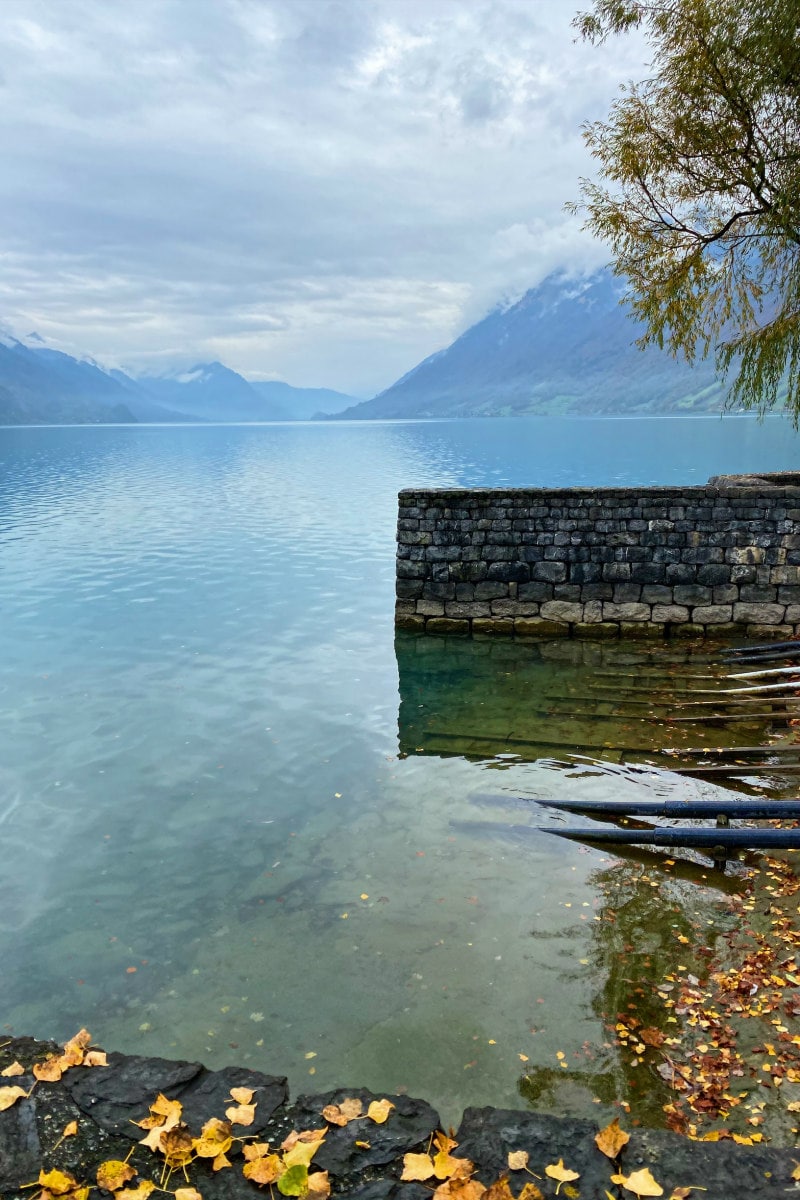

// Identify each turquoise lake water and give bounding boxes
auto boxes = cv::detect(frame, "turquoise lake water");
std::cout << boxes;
[1,414,799,1125]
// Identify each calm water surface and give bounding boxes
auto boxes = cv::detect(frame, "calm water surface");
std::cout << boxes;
[1,415,799,1124]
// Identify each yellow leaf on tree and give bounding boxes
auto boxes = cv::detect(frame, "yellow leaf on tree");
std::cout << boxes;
[225,1102,256,1126]
[193,1118,233,1159]
[229,1086,255,1104]
[610,1168,664,1197]
[367,1099,394,1124]
[0,1085,27,1110]
[545,1160,580,1196]
[243,1155,283,1185]
[174,1189,202,1200]
[307,1171,331,1199]
[33,1058,64,1083]
[39,1170,81,1196]
[283,1137,326,1169]
[401,1153,436,1181]
[322,1097,363,1126]
[1,1061,24,1077]
[595,1118,631,1159]
[508,1151,529,1171]
[96,1160,136,1192]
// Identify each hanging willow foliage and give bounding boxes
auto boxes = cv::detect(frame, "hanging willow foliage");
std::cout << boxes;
[570,0,800,419]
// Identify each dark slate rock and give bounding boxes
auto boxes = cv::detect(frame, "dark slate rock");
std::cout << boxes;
[63,1051,203,1136]
[291,1089,440,1177]
[0,1081,41,1192]
[178,1065,288,1134]
[455,1106,798,1200]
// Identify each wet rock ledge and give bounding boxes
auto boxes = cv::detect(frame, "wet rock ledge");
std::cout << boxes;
[1,1037,799,1200]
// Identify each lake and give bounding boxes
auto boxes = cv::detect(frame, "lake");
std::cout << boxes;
[1,414,799,1127]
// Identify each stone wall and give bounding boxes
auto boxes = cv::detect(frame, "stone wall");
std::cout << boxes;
[395,475,800,638]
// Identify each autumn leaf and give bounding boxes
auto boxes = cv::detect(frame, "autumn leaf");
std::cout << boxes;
[117,1184,156,1200]
[434,1150,473,1181]
[243,1143,272,1161]
[0,1085,27,1110]
[277,1164,309,1196]
[401,1153,436,1181]
[322,1097,363,1126]
[434,1132,459,1155]
[283,1136,326,1169]
[213,1154,232,1172]
[307,1170,331,1199]
[61,1030,91,1067]
[229,1086,255,1104]
[517,1186,544,1200]
[174,1189,202,1200]
[40,1170,81,1196]
[432,1179,486,1200]
[611,1167,664,1197]
[0,1061,24,1077]
[160,1124,195,1169]
[139,1127,167,1154]
[281,1129,328,1151]
[62,1120,79,1138]
[136,1093,182,1131]
[33,1058,64,1082]
[544,1160,580,1195]
[792,1163,800,1183]
[193,1118,233,1159]
[485,1178,515,1200]
[96,1160,137,1192]
[243,1155,283,1185]
[595,1118,631,1159]
[226,1102,256,1126]
[84,1050,108,1067]
[507,1151,529,1171]
[367,1098,394,1124]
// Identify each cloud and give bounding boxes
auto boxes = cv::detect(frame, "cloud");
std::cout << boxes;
[0,0,648,395]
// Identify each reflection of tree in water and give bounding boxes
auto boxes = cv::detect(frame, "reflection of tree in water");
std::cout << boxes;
[518,851,732,1128]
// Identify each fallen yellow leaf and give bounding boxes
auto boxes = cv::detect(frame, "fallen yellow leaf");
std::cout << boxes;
[229,1086,255,1104]
[62,1120,79,1139]
[39,1170,81,1196]
[507,1151,529,1170]
[0,1061,24,1077]
[367,1099,394,1124]
[544,1160,580,1196]
[174,1190,202,1200]
[160,1125,194,1168]
[193,1118,233,1159]
[33,1058,64,1083]
[225,1102,256,1127]
[517,1186,544,1200]
[84,1050,108,1067]
[322,1097,363,1126]
[595,1118,631,1159]
[307,1171,331,1199]
[401,1153,435,1181]
[0,1085,27,1111]
[283,1137,326,1169]
[610,1167,664,1197]
[243,1154,282,1185]
[96,1160,136,1192]
[117,1182,156,1200]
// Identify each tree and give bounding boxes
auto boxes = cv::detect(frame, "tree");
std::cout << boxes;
[571,0,800,419]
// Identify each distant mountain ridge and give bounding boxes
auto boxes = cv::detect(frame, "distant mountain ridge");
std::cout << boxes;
[0,333,359,427]
[335,270,730,420]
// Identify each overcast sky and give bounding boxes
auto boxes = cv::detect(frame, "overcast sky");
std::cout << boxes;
[0,0,649,396]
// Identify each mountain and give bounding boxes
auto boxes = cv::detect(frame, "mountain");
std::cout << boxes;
[335,270,729,419]
[249,380,359,420]
[136,362,289,422]
[0,335,137,425]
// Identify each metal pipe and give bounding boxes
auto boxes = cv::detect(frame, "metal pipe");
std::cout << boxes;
[538,825,800,848]
[538,798,800,818]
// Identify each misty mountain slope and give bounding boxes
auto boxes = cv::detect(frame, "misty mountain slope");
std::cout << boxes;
[138,362,289,421]
[337,271,728,419]
[0,337,136,424]
[249,380,359,419]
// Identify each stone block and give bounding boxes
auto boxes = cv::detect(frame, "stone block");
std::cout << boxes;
[471,618,514,636]
[726,546,765,564]
[491,600,540,616]
[612,583,642,603]
[712,585,738,603]
[486,561,530,583]
[697,564,731,585]
[532,561,567,583]
[513,618,570,638]
[398,530,432,545]
[730,564,756,583]
[784,605,800,623]
[449,561,488,583]
[422,581,456,600]
[583,600,604,623]
[692,605,733,624]
[553,584,583,601]
[475,581,509,600]
[666,563,696,584]
[745,623,795,639]
[733,602,787,624]
[395,613,426,631]
[445,602,491,618]
[652,604,689,623]
[771,565,800,584]
[396,579,424,599]
[673,584,712,606]
[602,602,650,621]
[540,600,584,623]
[671,623,707,639]
[518,581,554,602]
[738,585,778,603]
[416,599,445,617]
[426,617,470,635]
[629,562,665,584]
[482,545,516,562]
[641,584,674,604]
[602,562,631,581]
[568,562,602,584]
[573,622,619,639]
[619,622,665,639]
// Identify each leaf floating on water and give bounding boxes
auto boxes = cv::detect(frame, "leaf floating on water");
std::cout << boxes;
[0,1085,27,1110]
[96,1160,136,1192]
[507,1151,529,1171]
[610,1168,664,1197]
[595,1118,630,1159]
[544,1160,580,1195]
[0,1061,24,1077]
[367,1099,394,1124]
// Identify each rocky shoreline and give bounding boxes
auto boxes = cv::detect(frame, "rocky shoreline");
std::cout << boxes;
[2,1038,799,1200]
